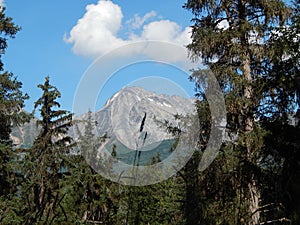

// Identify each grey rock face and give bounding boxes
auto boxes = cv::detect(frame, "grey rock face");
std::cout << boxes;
[92,86,196,149]
[12,86,196,149]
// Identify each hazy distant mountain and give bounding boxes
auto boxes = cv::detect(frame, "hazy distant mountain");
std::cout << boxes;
[11,87,196,154]
[11,116,39,149]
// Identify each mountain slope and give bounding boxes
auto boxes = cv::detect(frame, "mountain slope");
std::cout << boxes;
[12,87,196,155]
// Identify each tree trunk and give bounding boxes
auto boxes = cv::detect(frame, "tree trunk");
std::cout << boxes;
[184,152,202,225]
[248,180,260,225]
[243,53,260,225]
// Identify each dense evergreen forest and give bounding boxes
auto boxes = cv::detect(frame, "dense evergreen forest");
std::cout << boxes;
[0,0,299,224]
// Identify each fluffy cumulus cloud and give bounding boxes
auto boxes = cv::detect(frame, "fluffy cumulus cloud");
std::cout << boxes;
[140,20,191,44]
[0,0,5,7]
[64,0,192,63]
[64,1,126,56]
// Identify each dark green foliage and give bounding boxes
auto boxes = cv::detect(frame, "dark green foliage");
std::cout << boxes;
[0,7,30,224]
[261,118,300,225]
[184,0,297,224]
[124,177,184,225]
[0,73,29,145]
[0,7,28,169]
[62,110,120,224]
[20,77,75,224]
[0,7,21,71]
[260,2,300,223]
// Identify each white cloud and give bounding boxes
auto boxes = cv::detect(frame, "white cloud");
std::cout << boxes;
[126,10,157,30]
[64,0,192,64]
[0,0,5,7]
[140,20,190,44]
[64,0,126,57]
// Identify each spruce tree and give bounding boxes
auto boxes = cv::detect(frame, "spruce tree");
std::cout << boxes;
[0,8,30,224]
[184,0,291,224]
[0,6,28,197]
[0,7,21,71]
[21,76,74,224]
[0,73,29,196]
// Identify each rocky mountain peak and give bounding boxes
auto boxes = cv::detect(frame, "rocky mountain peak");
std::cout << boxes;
[93,86,196,150]
[12,86,196,150]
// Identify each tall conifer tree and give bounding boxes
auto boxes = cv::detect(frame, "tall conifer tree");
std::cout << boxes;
[0,6,29,199]
[22,76,74,224]
[184,0,291,224]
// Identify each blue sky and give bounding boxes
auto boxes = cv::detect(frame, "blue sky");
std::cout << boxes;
[3,0,198,115]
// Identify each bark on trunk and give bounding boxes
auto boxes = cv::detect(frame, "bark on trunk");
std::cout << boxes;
[249,180,261,225]
[243,54,260,225]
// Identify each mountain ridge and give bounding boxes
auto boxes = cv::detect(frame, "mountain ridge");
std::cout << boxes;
[11,86,196,150]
